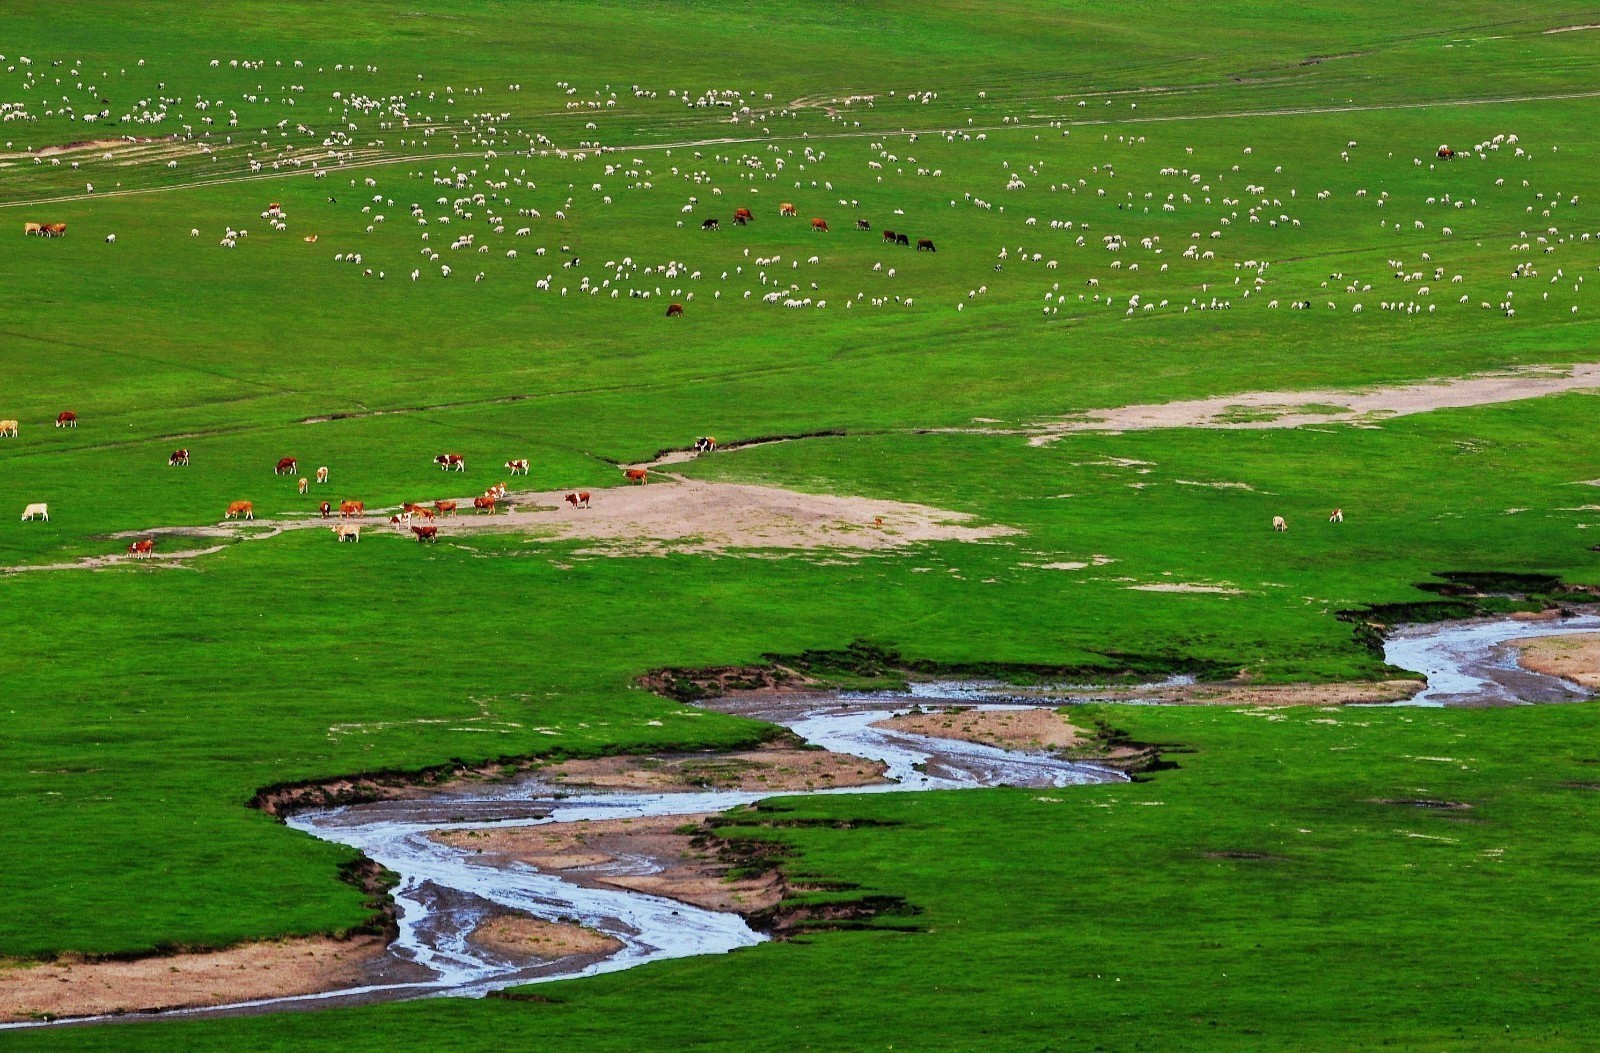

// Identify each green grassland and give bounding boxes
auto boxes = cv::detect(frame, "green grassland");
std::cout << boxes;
[3,0,1600,1048]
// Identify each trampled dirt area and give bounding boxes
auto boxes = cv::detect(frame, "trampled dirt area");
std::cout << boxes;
[0,935,385,1023]
[1511,633,1600,688]
[874,708,1085,751]
[1027,363,1600,441]
[468,915,623,961]
[437,814,785,913]
[537,747,889,793]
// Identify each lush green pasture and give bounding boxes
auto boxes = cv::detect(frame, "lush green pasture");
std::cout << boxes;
[3,1,1600,1049]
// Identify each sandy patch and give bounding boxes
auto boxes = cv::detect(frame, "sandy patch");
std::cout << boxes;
[468,915,622,961]
[438,814,783,913]
[874,708,1084,751]
[1545,23,1600,33]
[0,935,385,1023]
[1175,680,1422,706]
[1028,364,1600,442]
[537,747,888,793]
[1127,582,1245,594]
[1511,633,1600,688]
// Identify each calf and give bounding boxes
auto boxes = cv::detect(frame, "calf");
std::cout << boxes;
[275,456,297,475]
[504,458,530,476]
[565,491,591,508]
[412,524,439,543]
[340,500,364,518]
[473,495,497,514]
[20,502,48,521]
[624,468,649,484]
[168,448,189,466]
[434,453,465,472]
[55,411,77,428]
[225,501,253,520]
[127,539,155,558]
[332,524,361,543]
[435,500,458,516]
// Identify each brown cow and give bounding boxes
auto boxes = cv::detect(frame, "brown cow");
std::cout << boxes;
[42,223,66,237]
[882,229,897,243]
[733,207,753,225]
[564,491,591,508]
[402,502,430,517]
[473,496,497,514]
[225,501,253,520]
[320,501,332,519]
[434,453,465,471]
[779,203,797,217]
[55,411,77,428]
[127,539,155,558]
[412,524,439,543]
[339,500,364,518]
[168,448,189,466]
[666,302,684,317]
[275,456,297,475]
[484,482,508,501]
[811,218,829,232]
[435,500,458,516]
[917,238,936,252]
[624,468,649,484]
[504,458,530,476]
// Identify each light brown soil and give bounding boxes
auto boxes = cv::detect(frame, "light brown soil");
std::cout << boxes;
[537,747,889,792]
[874,708,1085,751]
[1028,364,1600,442]
[1163,679,1422,706]
[468,915,623,961]
[438,814,784,913]
[1511,633,1600,688]
[1126,582,1246,594]
[0,935,385,1023]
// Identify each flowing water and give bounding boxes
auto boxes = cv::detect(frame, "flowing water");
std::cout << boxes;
[13,613,1596,1029]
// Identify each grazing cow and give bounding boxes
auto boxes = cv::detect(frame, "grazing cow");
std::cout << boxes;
[505,458,530,476]
[23,222,42,236]
[128,539,155,558]
[473,495,497,514]
[0,421,18,438]
[624,468,649,484]
[1437,145,1455,159]
[55,411,77,428]
[42,223,66,237]
[917,238,936,252]
[339,500,364,518]
[168,448,189,466]
[434,453,465,472]
[701,218,720,231]
[565,491,591,508]
[436,500,458,516]
[1329,508,1344,524]
[882,229,897,243]
[484,482,508,500]
[779,203,797,217]
[389,513,410,527]
[694,436,717,455]
[319,501,332,519]
[275,456,297,475]
[893,233,910,246]
[225,501,253,520]
[21,503,48,521]
[298,477,309,494]
[857,219,871,231]
[1272,515,1288,532]
[666,302,684,317]
[332,524,361,543]
[410,505,435,520]
[734,207,753,225]
[402,502,429,516]
[315,465,329,484]
[811,218,829,232]
[412,524,439,543]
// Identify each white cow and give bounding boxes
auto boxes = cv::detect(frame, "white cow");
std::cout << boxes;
[21,503,48,521]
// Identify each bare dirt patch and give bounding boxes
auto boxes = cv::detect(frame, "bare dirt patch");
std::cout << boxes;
[874,708,1085,751]
[1545,23,1600,33]
[537,746,889,793]
[0,935,385,1023]
[438,814,784,913]
[1511,633,1600,688]
[1028,364,1600,441]
[468,915,622,961]
[1175,679,1422,706]
[1127,582,1245,595]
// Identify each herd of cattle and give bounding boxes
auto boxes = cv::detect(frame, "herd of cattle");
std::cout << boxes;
[22,222,68,237]
[9,412,700,558]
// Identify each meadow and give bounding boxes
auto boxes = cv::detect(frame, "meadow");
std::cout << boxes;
[2,1,1600,1048]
